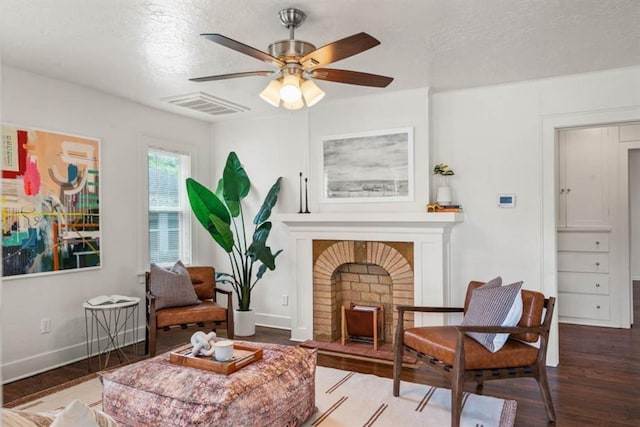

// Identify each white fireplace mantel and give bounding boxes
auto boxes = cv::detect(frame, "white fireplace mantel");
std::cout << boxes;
[276,212,463,229]
[275,212,464,342]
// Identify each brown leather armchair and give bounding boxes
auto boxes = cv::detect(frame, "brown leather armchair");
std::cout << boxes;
[393,281,556,427]
[145,266,234,356]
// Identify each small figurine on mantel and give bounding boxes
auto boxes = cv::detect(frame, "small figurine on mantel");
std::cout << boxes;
[297,171,311,214]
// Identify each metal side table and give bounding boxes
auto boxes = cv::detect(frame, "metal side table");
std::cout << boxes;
[83,297,140,371]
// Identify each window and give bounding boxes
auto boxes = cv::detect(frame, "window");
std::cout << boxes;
[148,148,191,265]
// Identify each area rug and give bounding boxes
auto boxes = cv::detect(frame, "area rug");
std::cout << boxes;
[5,367,516,426]
[309,367,516,427]
[4,374,103,412]
[300,340,420,367]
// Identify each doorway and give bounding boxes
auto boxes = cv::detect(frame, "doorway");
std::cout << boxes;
[624,146,640,325]
[542,109,640,366]
[555,125,631,329]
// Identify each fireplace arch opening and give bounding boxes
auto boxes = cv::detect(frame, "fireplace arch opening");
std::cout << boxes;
[312,240,415,343]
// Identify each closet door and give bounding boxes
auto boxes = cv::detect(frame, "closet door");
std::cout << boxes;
[558,128,610,228]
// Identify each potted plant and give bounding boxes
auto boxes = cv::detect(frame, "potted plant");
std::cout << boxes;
[433,163,454,205]
[186,152,282,336]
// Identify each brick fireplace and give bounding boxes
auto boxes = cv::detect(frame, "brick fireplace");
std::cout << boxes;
[312,240,414,343]
[277,212,463,342]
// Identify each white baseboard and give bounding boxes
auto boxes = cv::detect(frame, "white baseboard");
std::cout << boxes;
[255,312,291,331]
[2,326,146,384]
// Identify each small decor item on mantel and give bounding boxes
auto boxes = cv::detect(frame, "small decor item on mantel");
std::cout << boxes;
[433,163,455,205]
[427,203,462,213]
[186,152,283,337]
[297,171,311,214]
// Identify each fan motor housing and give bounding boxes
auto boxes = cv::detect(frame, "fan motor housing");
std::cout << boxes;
[268,40,316,62]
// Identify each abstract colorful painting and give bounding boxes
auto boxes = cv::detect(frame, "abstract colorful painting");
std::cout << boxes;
[2,125,100,277]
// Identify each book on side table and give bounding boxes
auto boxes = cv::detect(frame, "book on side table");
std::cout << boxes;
[87,295,138,306]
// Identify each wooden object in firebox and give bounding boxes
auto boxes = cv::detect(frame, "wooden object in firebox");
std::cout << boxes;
[341,304,384,350]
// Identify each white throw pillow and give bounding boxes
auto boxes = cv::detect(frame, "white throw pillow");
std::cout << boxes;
[51,400,97,427]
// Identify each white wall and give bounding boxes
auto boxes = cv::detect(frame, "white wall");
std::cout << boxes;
[209,88,429,329]
[308,88,431,213]
[4,63,640,378]
[1,66,214,382]
[433,66,640,364]
[433,83,543,296]
[434,67,640,296]
[212,71,640,366]
[210,111,310,329]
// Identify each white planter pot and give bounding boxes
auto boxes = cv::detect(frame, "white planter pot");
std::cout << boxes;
[436,186,452,205]
[234,309,256,337]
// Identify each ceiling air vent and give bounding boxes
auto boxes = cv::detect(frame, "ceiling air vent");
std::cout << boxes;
[163,92,250,116]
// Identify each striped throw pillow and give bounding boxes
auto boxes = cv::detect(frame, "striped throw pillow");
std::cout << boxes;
[461,281,523,352]
[481,276,503,289]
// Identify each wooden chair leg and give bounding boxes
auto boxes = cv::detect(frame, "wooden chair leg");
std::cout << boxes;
[146,310,157,357]
[392,310,405,397]
[144,322,149,355]
[451,331,466,427]
[392,340,403,397]
[450,367,464,427]
[536,364,556,421]
[225,298,234,339]
[149,328,157,357]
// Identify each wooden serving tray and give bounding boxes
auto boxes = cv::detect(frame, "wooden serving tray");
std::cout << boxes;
[169,342,263,375]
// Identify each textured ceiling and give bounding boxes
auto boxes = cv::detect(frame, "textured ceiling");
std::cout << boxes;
[1,0,639,122]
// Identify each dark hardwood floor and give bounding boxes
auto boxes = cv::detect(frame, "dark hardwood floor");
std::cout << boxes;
[3,283,639,426]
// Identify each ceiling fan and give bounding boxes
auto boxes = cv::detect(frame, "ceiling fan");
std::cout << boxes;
[190,8,394,110]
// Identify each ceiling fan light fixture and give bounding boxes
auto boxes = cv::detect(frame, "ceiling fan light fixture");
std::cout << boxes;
[301,79,325,107]
[280,74,302,103]
[192,9,394,111]
[282,98,304,110]
[260,79,282,107]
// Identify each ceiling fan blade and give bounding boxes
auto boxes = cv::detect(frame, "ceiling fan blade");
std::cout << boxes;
[190,71,276,82]
[201,33,284,67]
[300,32,380,68]
[310,68,393,88]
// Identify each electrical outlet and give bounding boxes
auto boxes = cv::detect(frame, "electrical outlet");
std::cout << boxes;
[40,318,51,334]
[281,294,289,306]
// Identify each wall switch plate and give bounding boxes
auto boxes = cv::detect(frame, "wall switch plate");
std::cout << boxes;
[40,318,51,334]
[281,295,289,306]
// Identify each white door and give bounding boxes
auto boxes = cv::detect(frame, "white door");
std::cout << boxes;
[558,128,610,228]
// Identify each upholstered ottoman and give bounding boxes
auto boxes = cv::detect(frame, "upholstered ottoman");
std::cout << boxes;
[99,342,316,427]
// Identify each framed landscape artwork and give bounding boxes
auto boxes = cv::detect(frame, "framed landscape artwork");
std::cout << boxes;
[321,127,414,202]
[1,124,101,278]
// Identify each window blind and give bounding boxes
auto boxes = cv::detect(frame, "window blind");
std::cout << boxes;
[148,148,191,265]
